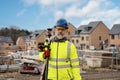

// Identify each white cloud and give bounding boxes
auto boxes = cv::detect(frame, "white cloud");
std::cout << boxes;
[17,9,26,17]
[78,18,98,26]
[105,9,120,19]
[22,0,37,6]
[65,0,106,18]
[82,0,101,14]
[22,0,77,6]
[38,0,54,6]
[65,6,81,18]
[55,11,64,20]
[113,19,120,24]
[63,0,120,28]
[21,0,120,29]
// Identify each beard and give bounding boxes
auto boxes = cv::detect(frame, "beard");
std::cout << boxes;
[56,34,65,39]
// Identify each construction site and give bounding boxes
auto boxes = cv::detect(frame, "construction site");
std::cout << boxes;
[0,47,120,80]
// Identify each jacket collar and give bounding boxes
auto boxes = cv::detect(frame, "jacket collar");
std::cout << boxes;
[52,37,67,42]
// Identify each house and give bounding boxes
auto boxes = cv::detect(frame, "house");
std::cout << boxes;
[0,36,13,52]
[71,21,110,50]
[109,24,120,47]
[27,23,76,50]
[16,36,30,51]
[67,23,77,40]
[28,30,46,50]
[16,22,76,51]
[16,30,47,51]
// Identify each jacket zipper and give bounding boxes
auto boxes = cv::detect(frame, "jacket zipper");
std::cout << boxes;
[56,42,59,80]
[67,69,72,79]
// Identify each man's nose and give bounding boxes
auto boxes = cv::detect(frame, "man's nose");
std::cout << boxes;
[58,29,63,32]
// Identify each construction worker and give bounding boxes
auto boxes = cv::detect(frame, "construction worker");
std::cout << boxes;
[39,18,82,80]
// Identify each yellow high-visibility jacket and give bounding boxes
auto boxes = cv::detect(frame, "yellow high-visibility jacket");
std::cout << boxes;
[39,40,82,80]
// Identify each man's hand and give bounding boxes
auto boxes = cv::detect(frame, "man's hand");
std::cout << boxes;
[43,50,50,59]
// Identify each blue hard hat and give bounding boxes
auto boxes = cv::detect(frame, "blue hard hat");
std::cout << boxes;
[54,18,68,29]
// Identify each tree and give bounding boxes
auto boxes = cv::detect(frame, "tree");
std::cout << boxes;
[0,26,31,44]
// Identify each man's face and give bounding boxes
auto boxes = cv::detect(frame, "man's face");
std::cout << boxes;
[55,26,67,39]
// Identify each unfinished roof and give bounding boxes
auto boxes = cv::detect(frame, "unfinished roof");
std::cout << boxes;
[109,24,120,35]
[74,21,101,35]
[29,30,45,40]
[21,36,30,42]
[0,36,13,43]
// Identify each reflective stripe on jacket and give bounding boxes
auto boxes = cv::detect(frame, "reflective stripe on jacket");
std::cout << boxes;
[39,40,82,80]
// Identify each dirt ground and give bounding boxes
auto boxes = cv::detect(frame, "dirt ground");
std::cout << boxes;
[1,71,120,80]
[0,72,40,80]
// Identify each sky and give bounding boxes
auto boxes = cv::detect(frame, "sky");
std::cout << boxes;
[0,0,120,31]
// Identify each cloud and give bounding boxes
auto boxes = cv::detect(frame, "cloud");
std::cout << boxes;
[54,0,82,19]
[39,0,77,6]
[22,0,76,6]
[20,0,120,29]
[113,19,120,24]
[21,0,78,18]
[37,0,54,6]
[16,9,26,17]
[65,0,107,18]
[80,18,98,25]
[22,0,37,6]
[55,11,64,20]
[108,19,120,28]
[63,0,120,28]
[77,18,98,28]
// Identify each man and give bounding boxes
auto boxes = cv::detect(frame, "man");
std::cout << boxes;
[39,18,82,80]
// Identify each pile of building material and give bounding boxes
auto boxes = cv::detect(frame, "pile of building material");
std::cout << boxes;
[79,50,119,68]
[0,51,7,56]
[0,51,22,72]
[0,56,9,65]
